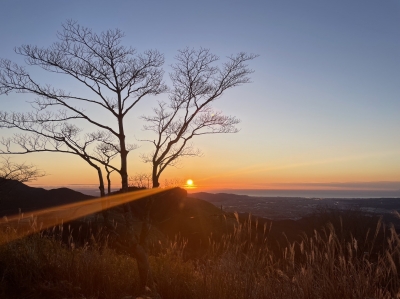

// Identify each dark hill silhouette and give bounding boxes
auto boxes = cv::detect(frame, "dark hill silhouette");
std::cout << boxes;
[103,188,227,250]
[0,179,94,216]
[149,193,226,249]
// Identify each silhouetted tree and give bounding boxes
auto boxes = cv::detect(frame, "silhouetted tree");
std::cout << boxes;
[141,48,256,187]
[0,156,45,183]
[94,142,120,194]
[0,20,166,191]
[0,157,45,196]
[0,119,130,225]
[129,172,152,189]
[0,118,126,197]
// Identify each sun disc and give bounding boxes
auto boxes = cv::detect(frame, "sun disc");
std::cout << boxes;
[186,179,193,186]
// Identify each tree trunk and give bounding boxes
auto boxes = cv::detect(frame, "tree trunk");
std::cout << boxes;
[117,115,129,192]
[106,170,111,195]
[94,165,111,226]
[120,148,129,191]
[97,167,106,197]
[152,165,160,188]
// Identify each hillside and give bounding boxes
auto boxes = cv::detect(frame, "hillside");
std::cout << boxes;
[0,179,94,216]
[105,189,228,250]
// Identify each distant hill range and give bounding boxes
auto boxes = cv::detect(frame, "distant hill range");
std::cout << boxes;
[0,179,94,216]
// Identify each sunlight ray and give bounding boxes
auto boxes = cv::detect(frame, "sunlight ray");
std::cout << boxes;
[0,187,173,245]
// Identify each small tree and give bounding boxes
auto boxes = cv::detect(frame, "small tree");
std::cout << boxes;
[94,142,120,194]
[0,118,126,225]
[0,115,126,197]
[0,157,45,197]
[129,172,152,189]
[0,156,45,183]
[141,48,257,187]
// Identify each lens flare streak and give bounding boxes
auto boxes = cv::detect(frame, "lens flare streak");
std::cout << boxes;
[0,187,172,245]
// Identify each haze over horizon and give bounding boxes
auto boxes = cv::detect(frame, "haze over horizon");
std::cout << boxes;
[1,0,399,192]
[28,181,400,199]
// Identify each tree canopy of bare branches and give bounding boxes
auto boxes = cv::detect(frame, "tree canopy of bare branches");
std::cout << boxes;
[0,111,127,197]
[141,48,257,187]
[129,173,152,189]
[0,157,45,183]
[0,156,45,196]
[0,20,166,190]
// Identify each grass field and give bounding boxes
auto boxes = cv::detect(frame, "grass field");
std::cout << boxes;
[0,208,399,299]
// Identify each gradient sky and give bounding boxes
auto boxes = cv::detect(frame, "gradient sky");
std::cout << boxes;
[0,0,399,191]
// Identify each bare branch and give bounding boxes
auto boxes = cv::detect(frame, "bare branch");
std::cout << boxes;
[0,156,45,183]
[140,48,256,187]
[129,173,152,189]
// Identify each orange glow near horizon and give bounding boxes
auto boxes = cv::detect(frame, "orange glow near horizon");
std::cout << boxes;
[22,147,400,192]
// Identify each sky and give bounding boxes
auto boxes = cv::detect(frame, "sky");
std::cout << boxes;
[0,0,399,193]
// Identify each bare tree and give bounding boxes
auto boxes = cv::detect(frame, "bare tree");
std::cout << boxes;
[0,20,166,191]
[94,142,120,194]
[141,48,257,187]
[0,113,131,225]
[129,172,152,189]
[0,156,45,183]
[0,111,126,197]
[0,156,45,198]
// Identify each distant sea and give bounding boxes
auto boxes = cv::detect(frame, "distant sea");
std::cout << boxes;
[30,184,400,199]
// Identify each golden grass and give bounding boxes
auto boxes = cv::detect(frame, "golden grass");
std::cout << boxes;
[0,213,399,299]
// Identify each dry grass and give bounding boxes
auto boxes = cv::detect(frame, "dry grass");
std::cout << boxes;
[0,212,399,299]
[0,230,139,298]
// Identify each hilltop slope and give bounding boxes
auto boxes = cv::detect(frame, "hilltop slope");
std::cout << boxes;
[0,179,94,216]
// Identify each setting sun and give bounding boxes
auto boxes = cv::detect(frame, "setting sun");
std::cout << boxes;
[186,179,194,186]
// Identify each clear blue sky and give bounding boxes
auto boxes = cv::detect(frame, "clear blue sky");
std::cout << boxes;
[0,0,399,190]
